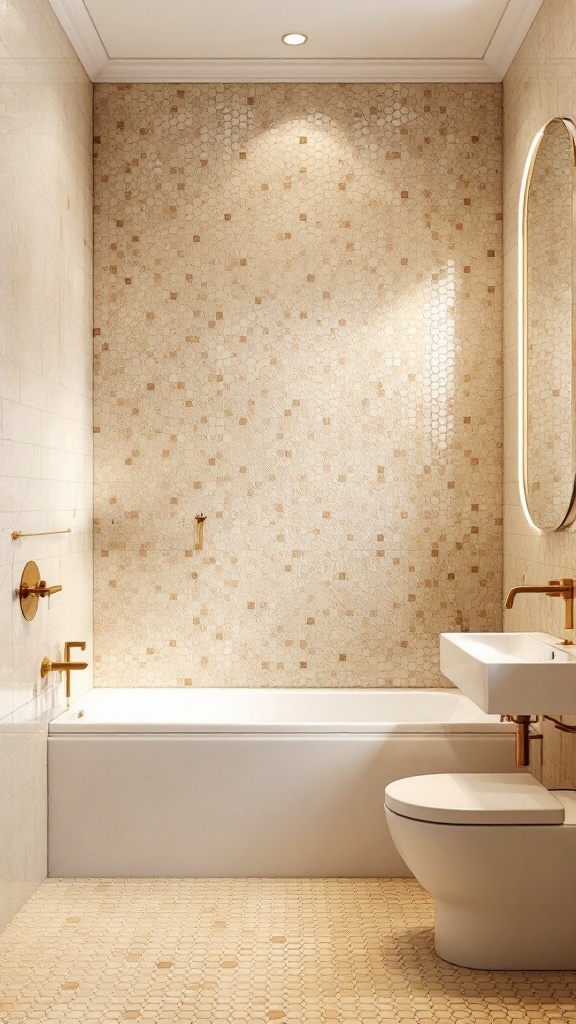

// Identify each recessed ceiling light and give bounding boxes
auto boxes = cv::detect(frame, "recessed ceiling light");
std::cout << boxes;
[282,33,308,46]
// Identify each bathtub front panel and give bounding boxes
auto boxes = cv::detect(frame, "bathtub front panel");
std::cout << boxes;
[48,732,520,877]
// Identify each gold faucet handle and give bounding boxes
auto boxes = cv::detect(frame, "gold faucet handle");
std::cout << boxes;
[38,582,62,597]
[20,581,62,598]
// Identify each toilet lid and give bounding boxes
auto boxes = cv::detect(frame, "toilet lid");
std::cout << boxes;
[384,773,565,824]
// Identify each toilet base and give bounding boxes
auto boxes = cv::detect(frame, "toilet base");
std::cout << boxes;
[434,901,576,971]
[385,790,576,972]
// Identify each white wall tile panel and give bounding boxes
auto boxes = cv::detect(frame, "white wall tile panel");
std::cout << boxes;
[0,0,93,931]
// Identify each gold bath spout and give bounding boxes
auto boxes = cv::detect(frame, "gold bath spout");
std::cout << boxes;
[42,659,88,674]
[41,640,88,706]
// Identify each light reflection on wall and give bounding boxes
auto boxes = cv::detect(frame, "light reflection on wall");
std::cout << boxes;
[424,261,456,452]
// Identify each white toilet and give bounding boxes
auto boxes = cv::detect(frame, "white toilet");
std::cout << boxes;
[384,773,576,970]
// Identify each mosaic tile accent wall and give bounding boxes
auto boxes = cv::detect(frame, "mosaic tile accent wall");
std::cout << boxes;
[94,83,503,689]
[504,0,576,786]
[0,0,93,928]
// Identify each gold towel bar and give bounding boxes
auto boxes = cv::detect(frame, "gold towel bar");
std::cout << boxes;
[12,528,72,540]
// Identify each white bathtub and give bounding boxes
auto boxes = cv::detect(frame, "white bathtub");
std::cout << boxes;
[48,687,520,878]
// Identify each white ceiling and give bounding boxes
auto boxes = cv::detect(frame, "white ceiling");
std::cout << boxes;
[48,0,544,83]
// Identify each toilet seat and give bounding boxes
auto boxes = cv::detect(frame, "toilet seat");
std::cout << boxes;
[384,772,565,825]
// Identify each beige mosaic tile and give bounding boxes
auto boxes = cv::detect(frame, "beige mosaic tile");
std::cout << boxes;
[93,83,503,689]
[1,877,576,1023]
[503,0,576,787]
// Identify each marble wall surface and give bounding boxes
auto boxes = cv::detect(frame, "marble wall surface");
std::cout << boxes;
[94,83,503,689]
[504,0,576,786]
[0,0,93,928]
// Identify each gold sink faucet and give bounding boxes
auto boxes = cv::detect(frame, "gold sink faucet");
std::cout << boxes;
[41,641,88,706]
[505,578,574,631]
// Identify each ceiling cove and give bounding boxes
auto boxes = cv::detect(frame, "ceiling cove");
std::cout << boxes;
[48,0,543,84]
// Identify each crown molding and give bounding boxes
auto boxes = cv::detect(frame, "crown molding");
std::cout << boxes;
[47,0,109,79]
[483,0,544,79]
[95,57,503,84]
[47,0,546,84]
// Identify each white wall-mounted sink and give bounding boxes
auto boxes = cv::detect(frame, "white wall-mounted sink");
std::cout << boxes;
[440,632,576,715]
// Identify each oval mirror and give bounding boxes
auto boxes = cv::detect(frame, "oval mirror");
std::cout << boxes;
[519,116,576,531]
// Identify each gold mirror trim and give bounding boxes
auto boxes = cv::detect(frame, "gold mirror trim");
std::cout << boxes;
[518,116,576,532]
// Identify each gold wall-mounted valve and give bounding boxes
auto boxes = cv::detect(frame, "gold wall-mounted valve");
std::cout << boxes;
[17,561,63,620]
[195,513,207,551]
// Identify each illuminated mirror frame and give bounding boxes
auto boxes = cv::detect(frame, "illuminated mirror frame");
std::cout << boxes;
[518,116,576,532]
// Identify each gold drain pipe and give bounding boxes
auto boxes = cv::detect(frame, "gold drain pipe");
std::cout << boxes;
[501,715,540,766]
[515,716,531,766]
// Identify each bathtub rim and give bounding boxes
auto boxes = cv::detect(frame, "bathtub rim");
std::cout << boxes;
[48,686,518,735]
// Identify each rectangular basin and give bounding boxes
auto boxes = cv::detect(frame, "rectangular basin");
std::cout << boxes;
[439,632,576,715]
